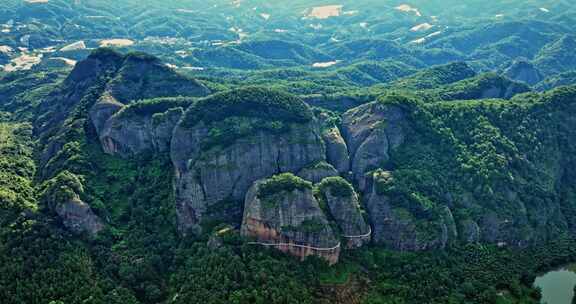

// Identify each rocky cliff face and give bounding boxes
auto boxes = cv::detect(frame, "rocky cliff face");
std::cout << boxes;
[55,197,104,236]
[322,126,351,174]
[239,174,372,262]
[364,170,456,251]
[35,49,124,139]
[40,49,576,257]
[341,100,407,190]
[80,60,575,256]
[349,88,576,250]
[99,103,186,157]
[87,53,209,157]
[171,121,326,233]
[33,49,210,236]
[89,93,124,136]
[171,88,326,233]
[297,161,339,184]
[101,52,210,105]
[172,127,325,233]
[241,174,340,264]
[37,49,210,164]
[40,171,103,236]
[317,177,371,248]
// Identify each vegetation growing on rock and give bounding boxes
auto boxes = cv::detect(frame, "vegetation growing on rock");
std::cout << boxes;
[316,176,355,198]
[39,170,84,210]
[181,86,314,127]
[257,173,313,201]
[1,1,576,303]
[115,97,195,119]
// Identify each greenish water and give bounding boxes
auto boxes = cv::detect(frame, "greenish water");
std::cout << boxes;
[534,265,576,304]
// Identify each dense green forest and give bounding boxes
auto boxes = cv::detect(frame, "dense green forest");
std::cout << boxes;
[1,0,576,303]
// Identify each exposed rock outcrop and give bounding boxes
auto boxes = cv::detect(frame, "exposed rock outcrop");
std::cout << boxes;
[89,93,124,135]
[87,53,209,157]
[40,171,103,236]
[102,52,210,104]
[322,126,351,174]
[171,87,326,233]
[56,197,104,236]
[341,99,407,190]
[99,100,189,157]
[35,48,124,139]
[297,161,339,184]
[364,170,455,251]
[317,177,371,248]
[343,87,576,251]
[34,48,576,260]
[36,48,210,165]
[100,109,182,156]
[172,126,325,233]
[241,174,340,264]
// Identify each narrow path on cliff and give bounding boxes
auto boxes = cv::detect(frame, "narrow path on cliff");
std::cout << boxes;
[247,228,372,251]
[247,241,342,251]
[342,227,372,239]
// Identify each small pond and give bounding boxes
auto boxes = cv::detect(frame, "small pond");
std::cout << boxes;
[534,264,576,304]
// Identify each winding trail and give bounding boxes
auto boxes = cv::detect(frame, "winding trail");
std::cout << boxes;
[342,227,372,239]
[247,228,372,251]
[247,241,341,251]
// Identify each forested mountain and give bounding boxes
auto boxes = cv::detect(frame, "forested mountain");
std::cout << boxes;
[1,1,576,304]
